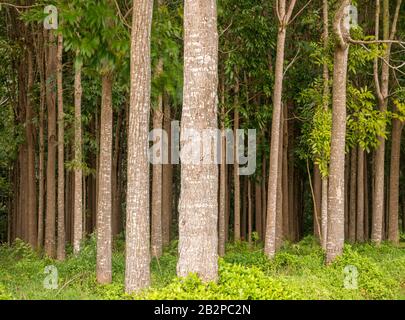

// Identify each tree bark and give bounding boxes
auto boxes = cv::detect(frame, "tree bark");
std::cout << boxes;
[265,0,296,258]
[177,0,219,282]
[357,147,365,242]
[162,99,172,246]
[125,0,153,293]
[73,55,83,254]
[56,33,65,260]
[45,30,57,258]
[26,47,37,248]
[326,0,350,264]
[349,147,357,242]
[96,73,113,284]
[388,118,402,244]
[233,79,241,242]
[151,83,163,258]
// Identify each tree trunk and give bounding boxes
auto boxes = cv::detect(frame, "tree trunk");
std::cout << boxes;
[313,165,322,240]
[162,99,172,246]
[125,0,153,293]
[326,0,349,264]
[45,30,57,258]
[255,182,262,240]
[112,108,123,237]
[357,147,365,242]
[26,48,37,248]
[349,147,357,242]
[73,56,83,254]
[151,87,163,258]
[233,79,241,242]
[264,0,296,258]
[177,0,219,282]
[388,118,402,244]
[96,73,113,284]
[56,34,65,260]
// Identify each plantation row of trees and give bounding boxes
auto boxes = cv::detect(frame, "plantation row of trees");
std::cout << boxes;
[0,0,404,293]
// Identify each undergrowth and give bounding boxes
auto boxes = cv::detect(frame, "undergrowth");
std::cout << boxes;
[0,235,404,300]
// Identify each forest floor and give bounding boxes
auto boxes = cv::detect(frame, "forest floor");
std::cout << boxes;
[0,236,404,300]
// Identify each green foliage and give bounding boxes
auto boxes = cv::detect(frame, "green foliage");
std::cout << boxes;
[346,85,387,152]
[2,237,404,300]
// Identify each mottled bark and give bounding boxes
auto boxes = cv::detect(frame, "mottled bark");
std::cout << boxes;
[388,118,402,244]
[177,0,219,282]
[26,48,37,248]
[326,0,350,264]
[45,30,57,258]
[162,100,172,246]
[313,165,322,240]
[96,74,113,284]
[349,147,357,242]
[73,56,83,254]
[233,79,241,242]
[56,34,65,260]
[151,89,163,258]
[265,0,296,258]
[357,147,365,242]
[125,0,153,293]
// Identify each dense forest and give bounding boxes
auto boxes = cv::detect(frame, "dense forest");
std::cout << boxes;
[0,0,404,300]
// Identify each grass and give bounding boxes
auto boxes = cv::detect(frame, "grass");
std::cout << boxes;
[0,235,404,300]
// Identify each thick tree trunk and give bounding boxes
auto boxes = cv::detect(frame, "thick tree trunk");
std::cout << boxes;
[326,0,349,264]
[45,30,57,258]
[125,0,153,293]
[96,74,113,284]
[56,34,65,260]
[73,56,83,254]
[177,0,219,282]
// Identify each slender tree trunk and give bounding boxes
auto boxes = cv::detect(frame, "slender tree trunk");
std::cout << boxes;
[125,0,153,293]
[218,75,227,256]
[265,0,296,258]
[151,84,163,258]
[313,165,322,240]
[73,56,83,254]
[162,100,172,246]
[56,34,65,260]
[247,178,249,243]
[372,0,402,244]
[177,0,219,282]
[349,147,357,242]
[364,155,370,239]
[282,108,289,240]
[112,109,123,237]
[276,112,284,249]
[96,73,113,284]
[388,119,402,244]
[45,30,57,258]
[326,0,350,264]
[36,30,46,249]
[255,182,262,240]
[321,0,329,250]
[233,79,241,242]
[357,147,365,242]
[26,48,37,248]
